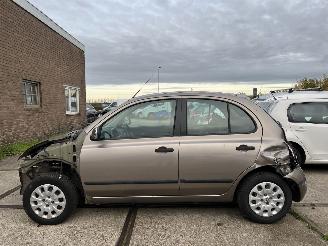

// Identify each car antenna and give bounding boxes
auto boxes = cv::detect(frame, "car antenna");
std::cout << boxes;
[131,67,157,98]
[131,77,152,98]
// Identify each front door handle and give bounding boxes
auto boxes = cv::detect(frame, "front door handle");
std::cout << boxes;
[236,145,255,151]
[155,146,174,153]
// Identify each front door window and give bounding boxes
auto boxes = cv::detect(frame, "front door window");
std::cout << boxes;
[100,100,176,140]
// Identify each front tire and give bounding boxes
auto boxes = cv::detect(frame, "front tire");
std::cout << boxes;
[23,173,78,225]
[237,172,292,224]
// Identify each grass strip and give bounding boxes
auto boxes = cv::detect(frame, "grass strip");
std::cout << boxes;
[0,140,38,160]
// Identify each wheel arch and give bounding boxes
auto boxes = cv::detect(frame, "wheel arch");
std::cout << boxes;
[23,160,85,205]
[233,166,276,202]
[233,166,300,202]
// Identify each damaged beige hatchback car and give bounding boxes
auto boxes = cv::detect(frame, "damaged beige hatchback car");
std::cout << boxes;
[18,92,307,225]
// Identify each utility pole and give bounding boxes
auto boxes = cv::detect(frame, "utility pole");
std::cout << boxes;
[157,66,161,93]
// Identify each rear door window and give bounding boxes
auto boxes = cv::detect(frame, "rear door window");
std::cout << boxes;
[288,102,328,124]
[187,100,229,135]
[186,99,256,135]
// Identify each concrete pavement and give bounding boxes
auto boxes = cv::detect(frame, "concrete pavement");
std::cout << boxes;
[0,208,127,246]
[131,207,325,246]
[292,165,328,239]
[0,156,327,245]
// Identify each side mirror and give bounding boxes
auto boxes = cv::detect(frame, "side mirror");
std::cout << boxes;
[90,127,100,141]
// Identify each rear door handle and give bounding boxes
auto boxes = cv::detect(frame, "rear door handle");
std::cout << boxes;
[236,145,255,151]
[155,146,174,153]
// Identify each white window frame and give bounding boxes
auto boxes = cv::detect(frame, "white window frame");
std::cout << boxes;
[22,80,41,107]
[65,85,80,115]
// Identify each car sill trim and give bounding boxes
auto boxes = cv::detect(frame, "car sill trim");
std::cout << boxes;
[84,180,178,185]
[84,179,233,186]
[180,179,233,184]
[92,194,223,199]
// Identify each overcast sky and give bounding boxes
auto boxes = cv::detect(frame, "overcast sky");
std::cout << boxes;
[28,0,328,98]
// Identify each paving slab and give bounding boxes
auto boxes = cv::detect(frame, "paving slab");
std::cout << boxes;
[0,156,19,170]
[0,171,20,195]
[130,207,326,246]
[293,206,328,236]
[0,190,21,205]
[0,207,128,246]
[303,166,328,204]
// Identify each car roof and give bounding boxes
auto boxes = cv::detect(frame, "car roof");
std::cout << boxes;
[255,91,328,102]
[125,91,249,103]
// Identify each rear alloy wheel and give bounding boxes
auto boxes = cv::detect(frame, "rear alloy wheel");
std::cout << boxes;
[248,182,285,217]
[237,172,292,223]
[23,174,78,225]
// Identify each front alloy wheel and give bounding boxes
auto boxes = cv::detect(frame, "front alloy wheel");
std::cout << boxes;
[30,184,66,219]
[23,174,78,225]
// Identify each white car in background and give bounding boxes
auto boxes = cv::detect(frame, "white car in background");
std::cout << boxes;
[255,90,328,165]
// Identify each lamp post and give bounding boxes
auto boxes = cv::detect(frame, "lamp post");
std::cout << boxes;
[157,66,161,93]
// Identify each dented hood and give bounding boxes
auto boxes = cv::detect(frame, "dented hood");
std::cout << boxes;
[19,130,82,159]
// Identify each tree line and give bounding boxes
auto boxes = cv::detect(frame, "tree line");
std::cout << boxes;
[294,74,328,90]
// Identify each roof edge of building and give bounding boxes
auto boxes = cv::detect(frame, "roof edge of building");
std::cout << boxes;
[13,0,85,51]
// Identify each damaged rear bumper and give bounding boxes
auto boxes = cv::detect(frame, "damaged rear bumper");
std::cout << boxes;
[284,166,307,202]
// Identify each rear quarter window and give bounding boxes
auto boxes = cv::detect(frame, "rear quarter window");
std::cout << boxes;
[229,104,256,134]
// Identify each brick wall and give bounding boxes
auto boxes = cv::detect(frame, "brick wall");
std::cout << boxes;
[0,0,86,144]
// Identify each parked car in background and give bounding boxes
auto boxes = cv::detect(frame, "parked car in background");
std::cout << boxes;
[99,102,118,116]
[19,92,306,225]
[86,104,99,123]
[101,102,111,109]
[254,90,328,165]
[99,105,117,116]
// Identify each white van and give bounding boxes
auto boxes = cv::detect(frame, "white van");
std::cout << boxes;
[255,90,328,165]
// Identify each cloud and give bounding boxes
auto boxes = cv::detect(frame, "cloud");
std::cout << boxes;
[28,0,328,85]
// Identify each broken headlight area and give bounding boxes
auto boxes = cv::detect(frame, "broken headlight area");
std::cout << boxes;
[261,143,295,176]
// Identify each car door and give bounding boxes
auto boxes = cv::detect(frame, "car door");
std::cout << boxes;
[179,98,262,195]
[80,99,179,197]
[287,101,328,161]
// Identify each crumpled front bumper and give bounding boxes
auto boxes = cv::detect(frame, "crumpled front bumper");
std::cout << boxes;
[284,166,307,202]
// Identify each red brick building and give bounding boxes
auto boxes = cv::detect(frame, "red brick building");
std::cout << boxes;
[0,0,86,144]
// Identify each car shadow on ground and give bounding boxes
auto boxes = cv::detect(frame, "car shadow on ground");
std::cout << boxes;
[302,164,328,171]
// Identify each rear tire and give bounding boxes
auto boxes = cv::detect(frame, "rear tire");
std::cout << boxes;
[23,173,78,225]
[237,172,292,224]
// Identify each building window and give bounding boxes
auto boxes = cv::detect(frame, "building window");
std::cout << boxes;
[22,80,40,107]
[65,86,80,115]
